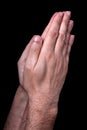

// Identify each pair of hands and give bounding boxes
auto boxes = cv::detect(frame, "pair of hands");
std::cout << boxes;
[18,11,74,112]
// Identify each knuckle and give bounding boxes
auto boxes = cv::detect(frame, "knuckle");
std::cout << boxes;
[45,52,53,61]
[25,61,32,71]
[59,33,66,41]
[25,62,30,69]
[49,30,58,39]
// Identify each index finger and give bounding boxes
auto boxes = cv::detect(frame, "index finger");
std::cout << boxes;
[41,12,58,39]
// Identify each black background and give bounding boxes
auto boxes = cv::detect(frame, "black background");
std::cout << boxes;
[0,0,86,129]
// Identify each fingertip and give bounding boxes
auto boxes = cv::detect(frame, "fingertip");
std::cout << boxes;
[68,20,74,34]
[68,34,75,54]
[70,35,75,45]
[70,20,74,26]
[52,12,58,18]
[66,11,71,16]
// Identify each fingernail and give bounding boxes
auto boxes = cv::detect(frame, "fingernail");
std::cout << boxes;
[33,35,42,43]
[53,12,58,17]
[66,11,71,16]
[59,12,63,16]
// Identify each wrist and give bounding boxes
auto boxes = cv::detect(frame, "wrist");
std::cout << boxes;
[17,85,29,101]
[31,104,58,118]
[28,92,58,115]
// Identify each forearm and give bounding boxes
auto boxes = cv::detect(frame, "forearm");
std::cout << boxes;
[25,95,58,130]
[19,101,28,130]
[4,86,28,130]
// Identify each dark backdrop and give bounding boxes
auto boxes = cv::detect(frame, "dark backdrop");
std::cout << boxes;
[0,0,86,129]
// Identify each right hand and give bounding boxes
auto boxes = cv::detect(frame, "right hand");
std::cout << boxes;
[17,12,56,87]
[18,12,74,111]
